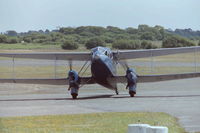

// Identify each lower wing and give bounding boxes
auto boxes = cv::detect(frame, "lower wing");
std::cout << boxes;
[1,72,199,85]
[111,72,200,83]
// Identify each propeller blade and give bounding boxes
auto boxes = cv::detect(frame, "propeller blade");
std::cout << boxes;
[119,60,129,70]
[123,60,129,69]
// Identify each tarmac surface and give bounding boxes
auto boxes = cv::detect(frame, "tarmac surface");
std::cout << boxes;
[0,78,200,132]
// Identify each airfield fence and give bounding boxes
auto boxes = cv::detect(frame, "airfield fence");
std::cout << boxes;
[0,50,200,79]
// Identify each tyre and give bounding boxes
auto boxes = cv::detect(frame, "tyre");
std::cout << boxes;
[71,93,78,99]
[129,91,136,97]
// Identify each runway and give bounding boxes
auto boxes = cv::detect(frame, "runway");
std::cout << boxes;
[0,78,200,132]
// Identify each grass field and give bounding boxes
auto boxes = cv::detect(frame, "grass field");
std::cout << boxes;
[0,41,160,50]
[0,112,186,133]
[0,63,199,78]
[0,43,62,50]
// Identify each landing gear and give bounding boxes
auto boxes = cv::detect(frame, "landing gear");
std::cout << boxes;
[71,93,78,99]
[115,89,119,95]
[129,91,136,97]
[70,88,79,99]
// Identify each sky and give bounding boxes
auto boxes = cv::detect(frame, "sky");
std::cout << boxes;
[0,0,199,32]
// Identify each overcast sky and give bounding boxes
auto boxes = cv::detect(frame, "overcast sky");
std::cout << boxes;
[0,0,199,32]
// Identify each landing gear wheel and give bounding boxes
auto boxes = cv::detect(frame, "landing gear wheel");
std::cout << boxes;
[129,91,136,97]
[71,93,78,99]
[115,89,119,95]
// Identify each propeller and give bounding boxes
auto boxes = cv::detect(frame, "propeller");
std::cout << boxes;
[118,60,129,71]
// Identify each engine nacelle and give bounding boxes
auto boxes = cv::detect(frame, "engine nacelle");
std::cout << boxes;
[126,68,137,97]
[68,70,80,99]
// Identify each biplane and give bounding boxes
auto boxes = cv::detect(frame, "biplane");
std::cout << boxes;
[0,46,200,99]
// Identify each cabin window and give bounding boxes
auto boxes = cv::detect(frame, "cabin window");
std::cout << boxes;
[105,51,108,56]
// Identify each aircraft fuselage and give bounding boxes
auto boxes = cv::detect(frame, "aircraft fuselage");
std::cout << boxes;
[91,47,117,89]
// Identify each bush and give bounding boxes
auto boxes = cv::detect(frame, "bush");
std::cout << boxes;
[50,32,65,42]
[23,36,32,43]
[80,32,95,37]
[141,41,158,49]
[198,40,200,46]
[112,39,141,49]
[162,35,195,48]
[85,37,105,49]
[140,32,155,40]
[78,37,88,44]
[61,40,79,50]
[0,35,7,43]
[104,37,114,43]
[101,36,114,43]
[6,37,19,44]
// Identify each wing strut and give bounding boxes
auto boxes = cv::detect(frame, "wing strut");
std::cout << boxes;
[78,60,89,75]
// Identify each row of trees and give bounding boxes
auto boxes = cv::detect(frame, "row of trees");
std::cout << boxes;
[0,25,199,50]
[0,32,66,44]
[0,25,165,43]
[59,25,165,41]
[61,35,198,50]
[162,35,195,48]
[167,28,200,39]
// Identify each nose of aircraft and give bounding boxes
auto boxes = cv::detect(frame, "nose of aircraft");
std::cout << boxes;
[92,53,101,61]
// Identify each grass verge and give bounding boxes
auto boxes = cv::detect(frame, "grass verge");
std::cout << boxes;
[0,43,61,50]
[0,112,185,133]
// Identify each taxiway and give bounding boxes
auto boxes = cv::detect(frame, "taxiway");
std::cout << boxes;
[0,78,200,132]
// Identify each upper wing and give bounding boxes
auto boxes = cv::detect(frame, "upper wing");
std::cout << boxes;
[0,77,95,85]
[113,46,200,60]
[111,72,200,83]
[0,52,91,61]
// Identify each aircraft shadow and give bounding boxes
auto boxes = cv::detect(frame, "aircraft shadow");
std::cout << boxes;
[0,94,113,102]
[1,94,200,102]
